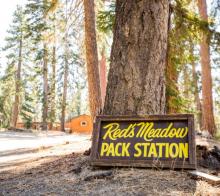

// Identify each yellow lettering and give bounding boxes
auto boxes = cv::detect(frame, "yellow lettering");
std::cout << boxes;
[156,143,166,158]
[155,129,162,137]
[143,123,154,141]
[100,143,109,156]
[115,143,122,156]
[136,122,148,137]
[134,143,142,157]
[106,143,115,156]
[103,122,188,142]
[138,123,153,138]
[127,124,135,138]
[142,143,150,157]
[165,143,169,158]
[168,128,176,138]
[148,143,157,157]
[159,123,173,137]
[122,143,130,156]
[179,128,188,138]
[179,143,188,158]
[103,123,120,140]
[169,143,179,158]
[112,128,122,139]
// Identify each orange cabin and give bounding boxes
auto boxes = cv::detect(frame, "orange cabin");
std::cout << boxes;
[65,114,93,134]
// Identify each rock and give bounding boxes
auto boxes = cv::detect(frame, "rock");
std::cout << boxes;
[83,148,91,156]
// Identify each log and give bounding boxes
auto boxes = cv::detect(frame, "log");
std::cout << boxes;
[189,171,220,185]
[83,170,113,181]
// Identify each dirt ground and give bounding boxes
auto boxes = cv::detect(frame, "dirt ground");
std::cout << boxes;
[0,131,220,196]
[0,147,220,196]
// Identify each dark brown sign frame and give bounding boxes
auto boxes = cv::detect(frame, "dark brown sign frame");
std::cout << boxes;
[90,114,196,169]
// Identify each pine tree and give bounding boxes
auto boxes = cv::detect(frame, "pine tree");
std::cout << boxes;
[0,64,15,127]
[1,6,27,128]
[25,0,52,130]
[197,0,216,135]
[83,0,102,119]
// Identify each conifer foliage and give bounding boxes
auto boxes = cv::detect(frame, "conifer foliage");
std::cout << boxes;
[0,0,219,137]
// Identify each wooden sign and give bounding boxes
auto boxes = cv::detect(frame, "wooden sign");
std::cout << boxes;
[90,114,196,169]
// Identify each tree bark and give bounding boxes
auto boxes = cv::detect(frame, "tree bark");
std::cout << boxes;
[197,0,216,135]
[104,0,169,115]
[49,16,56,130]
[183,65,190,108]
[83,0,102,120]
[61,0,69,132]
[99,49,107,108]
[165,6,181,114]
[10,39,23,128]
[42,43,48,130]
[191,49,202,130]
[42,0,49,131]
[49,44,56,130]
[166,59,179,114]
[61,41,68,132]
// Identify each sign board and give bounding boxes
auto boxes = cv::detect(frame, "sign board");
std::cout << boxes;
[90,114,196,169]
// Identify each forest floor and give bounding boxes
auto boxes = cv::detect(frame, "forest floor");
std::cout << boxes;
[0,131,220,195]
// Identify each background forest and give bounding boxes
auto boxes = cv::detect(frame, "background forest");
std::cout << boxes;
[0,0,220,137]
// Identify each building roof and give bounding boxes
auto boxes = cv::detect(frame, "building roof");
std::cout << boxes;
[66,114,91,123]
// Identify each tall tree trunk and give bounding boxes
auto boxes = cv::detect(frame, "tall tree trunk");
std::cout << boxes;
[165,6,181,114]
[104,0,169,115]
[197,0,216,135]
[10,39,23,127]
[166,60,179,114]
[49,15,57,130]
[190,42,202,130]
[191,45,202,130]
[83,0,102,120]
[49,44,56,130]
[42,43,48,130]
[61,42,68,132]
[61,0,68,132]
[183,65,190,109]
[99,49,107,108]
[75,82,82,116]
[42,0,49,131]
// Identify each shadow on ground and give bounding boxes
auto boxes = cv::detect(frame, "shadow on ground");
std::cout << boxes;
[0,153,210,196]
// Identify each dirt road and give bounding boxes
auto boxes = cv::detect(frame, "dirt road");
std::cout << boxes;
[0,131,91,172]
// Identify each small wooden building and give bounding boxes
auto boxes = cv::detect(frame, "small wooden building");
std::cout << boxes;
[65,114,93,134]
[15,114,92,133]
